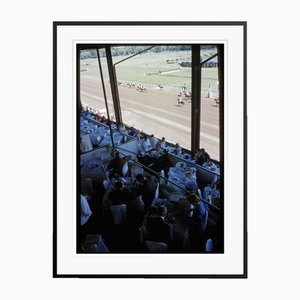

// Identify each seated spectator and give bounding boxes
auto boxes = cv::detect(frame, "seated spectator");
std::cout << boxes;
[80,137,88,153]
[149,134,158,149]
[100,145,112,165]
[108,181,135,206]
[134,174,146,192]
[174,143,182,155]
[136,130,142,142]
[81,194,92,225]
[146,206,173,244]
[128,127,137,137]
[108,181,143,225]
[185,177,199,193]
[109,173,122,186]
[203,183,220,204]
[100,115,107,123]
[158,137,166,149]
[108,151,131,178]
[96,114,102,121]
[90,132,100,147]
[118,124,126,133]
[135,174,158,209]
[176,197,194,217]
[142,136,152,152]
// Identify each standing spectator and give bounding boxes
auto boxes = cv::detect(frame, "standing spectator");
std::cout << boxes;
[194,148,205,165]
[135,174,158,209]
[188,194,208,252]
[201,148,211,162]
[194,148,202,161]
[108,151,131,178]
[195,148,210,166]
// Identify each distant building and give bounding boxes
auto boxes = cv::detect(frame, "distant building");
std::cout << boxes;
[201,56,218,68]
[179,61,192,67]
[179,56,218,68]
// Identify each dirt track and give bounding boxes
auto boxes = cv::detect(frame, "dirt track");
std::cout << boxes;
[80,75,220,159]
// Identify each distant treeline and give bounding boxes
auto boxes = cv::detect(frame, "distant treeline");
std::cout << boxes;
[80,45,216,59]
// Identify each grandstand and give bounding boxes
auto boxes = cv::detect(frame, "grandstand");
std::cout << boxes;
[78,44,224,254]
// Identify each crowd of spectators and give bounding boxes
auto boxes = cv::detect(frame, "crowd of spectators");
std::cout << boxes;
[79,105,221,253]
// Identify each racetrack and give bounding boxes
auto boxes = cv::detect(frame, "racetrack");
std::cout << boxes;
[80,75,220,160]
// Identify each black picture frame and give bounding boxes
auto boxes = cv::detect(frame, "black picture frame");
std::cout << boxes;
[53,21,247,278]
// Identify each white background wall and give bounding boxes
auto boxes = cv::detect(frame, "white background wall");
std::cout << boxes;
[1,1,299,299]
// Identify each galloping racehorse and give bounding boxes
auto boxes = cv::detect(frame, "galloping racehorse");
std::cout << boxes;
[177,97,185,106]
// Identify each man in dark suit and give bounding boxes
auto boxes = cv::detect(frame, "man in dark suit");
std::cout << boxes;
[108,152,131,178]
[201,148,211,161]
[195,148,210,166]
[135,174,158,209]
[146,206,173,245]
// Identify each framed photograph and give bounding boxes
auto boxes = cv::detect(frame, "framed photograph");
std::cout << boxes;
[53,21,247,278]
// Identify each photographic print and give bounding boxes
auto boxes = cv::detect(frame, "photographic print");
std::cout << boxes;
[53,22,247,277]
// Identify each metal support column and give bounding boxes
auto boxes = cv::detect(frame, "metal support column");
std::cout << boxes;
[191,45,201,154]
[96,48,115,150]
[106,46,122,125]
[217,44,224,171]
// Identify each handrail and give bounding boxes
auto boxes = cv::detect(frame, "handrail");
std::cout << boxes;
[114,146,139,157]
[81,117,220,177]
[82,111,220,172]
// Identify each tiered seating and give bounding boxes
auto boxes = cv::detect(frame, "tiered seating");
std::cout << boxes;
[79,105,222,253]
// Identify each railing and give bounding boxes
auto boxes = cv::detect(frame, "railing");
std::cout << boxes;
[82,111,220,175]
